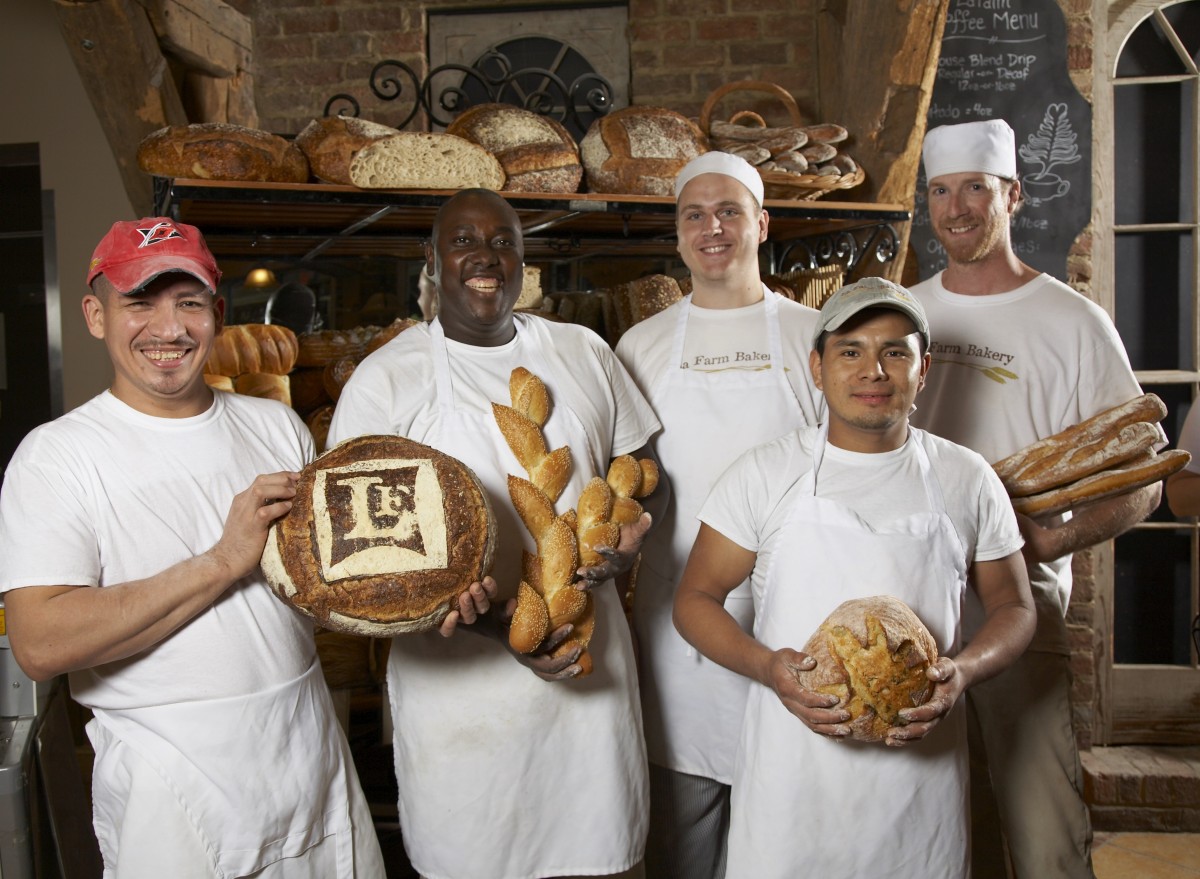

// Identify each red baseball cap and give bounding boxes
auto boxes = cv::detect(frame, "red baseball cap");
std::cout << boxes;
[86,217,222,294]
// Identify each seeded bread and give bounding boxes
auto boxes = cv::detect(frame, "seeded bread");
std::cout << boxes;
[295,115,402,185]
[580,106,709,196]
[137,123,310,183]
[447,103,582,193]
[349,132,505,190]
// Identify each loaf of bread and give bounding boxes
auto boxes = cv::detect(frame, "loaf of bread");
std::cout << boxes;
[305,404,334,454]
[323,356,357,403]
[295,328,372,367]
[261,434,497,636]
[993,394,1167,489]
[206,324,300,377]
[204,374,234,393]
[1011,449,1191,518]
[794,595,938,743]
[349,132,506,190]
[137,123,310,183]
[580,106,708,196]
[447,103,583,194]
[295,115,402,185]
[364,317,421,355]
[289,367,331,415]
[234,372,291,407]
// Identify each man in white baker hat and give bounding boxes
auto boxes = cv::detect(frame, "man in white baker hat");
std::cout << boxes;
[615,151,825,878]
[909,119,1163,879]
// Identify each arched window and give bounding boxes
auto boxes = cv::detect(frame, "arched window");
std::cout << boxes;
[1101,0,1199,745]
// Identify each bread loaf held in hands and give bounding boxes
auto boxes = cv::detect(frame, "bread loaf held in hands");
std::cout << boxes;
[794,596,939,743]
[261,435,496,636]
[493,367,659,675]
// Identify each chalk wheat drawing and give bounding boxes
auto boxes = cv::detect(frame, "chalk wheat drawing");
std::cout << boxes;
[1018,104,1082,207]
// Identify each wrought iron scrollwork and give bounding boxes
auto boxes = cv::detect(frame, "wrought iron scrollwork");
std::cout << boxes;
[777,224,900,276]
[322,40,614,139]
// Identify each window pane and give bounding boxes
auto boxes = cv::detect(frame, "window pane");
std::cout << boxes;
[1116,2,1199,77]
[1114,80,1195,226]
[1114,526,1194,665]
[1114,230,1194,371]
[1162,0,1200,67]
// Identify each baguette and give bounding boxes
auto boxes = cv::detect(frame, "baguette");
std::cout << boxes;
[1004,421,1163,497]
[993,394,1168,484]
[1012,449,1191,518]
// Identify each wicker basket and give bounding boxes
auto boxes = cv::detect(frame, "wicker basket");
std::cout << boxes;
[699,81,865,202]
[781,264,846,310]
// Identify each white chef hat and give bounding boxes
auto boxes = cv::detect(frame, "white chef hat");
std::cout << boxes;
[674,151,765,207]
[923,119,1017,181]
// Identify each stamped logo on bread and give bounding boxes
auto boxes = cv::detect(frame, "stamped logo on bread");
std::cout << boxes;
[315,460,447,575]
[261,435,496,636]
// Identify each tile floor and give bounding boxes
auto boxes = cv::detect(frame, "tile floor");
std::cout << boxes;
[1095,832,1200,878]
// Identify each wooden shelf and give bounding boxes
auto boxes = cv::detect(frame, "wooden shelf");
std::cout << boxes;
[155,178,910,268]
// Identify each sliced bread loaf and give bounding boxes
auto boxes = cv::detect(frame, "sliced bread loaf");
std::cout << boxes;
[349,132,506,190]
[295,116,401,185]
[447,103,582,193]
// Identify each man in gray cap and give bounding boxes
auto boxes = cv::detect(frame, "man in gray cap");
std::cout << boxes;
[615,151,824,877]
[911,119,1161,878]
[673,277,1034,879]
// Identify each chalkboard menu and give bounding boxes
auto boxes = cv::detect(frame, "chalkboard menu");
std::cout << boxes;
[910,0,1092,283]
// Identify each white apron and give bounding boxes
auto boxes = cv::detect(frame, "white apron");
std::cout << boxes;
[89,659,354,878]
[727,425,970,879]
[389,317,648,879]
[634,289,809,782]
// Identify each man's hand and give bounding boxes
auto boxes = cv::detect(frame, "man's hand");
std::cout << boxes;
[210,472,298,582]
[575,511,652,588]
[766,647,851,739]
[437,577,499,637]
[887,657,965,747]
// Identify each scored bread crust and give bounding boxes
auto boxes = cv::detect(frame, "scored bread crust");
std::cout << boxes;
[580,106,709,196]
[137,123,310,183]
[446,103,583,193]
[794,596,939,743]
[261,434,496,636]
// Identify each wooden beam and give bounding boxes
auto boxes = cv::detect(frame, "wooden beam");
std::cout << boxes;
[138,0,252,79]
[53,0,189,216]
[816,0,951,281]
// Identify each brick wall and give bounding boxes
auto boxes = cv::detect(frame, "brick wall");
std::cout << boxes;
[232,0,821,134]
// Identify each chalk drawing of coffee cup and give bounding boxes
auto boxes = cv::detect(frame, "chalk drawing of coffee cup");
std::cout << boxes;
[1023,174,1070,207]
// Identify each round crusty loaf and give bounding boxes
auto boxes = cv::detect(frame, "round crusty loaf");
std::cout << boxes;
[580,106,709,196]
[137,123,310,183]
[349,132,505,190]
[261,434,497,636]
[794,595,939,742]
[295,115,402,185]
[446,103,582,193]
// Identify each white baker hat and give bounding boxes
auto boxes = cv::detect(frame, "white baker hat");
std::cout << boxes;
[923,119,1017,181]
[674,151,765,207]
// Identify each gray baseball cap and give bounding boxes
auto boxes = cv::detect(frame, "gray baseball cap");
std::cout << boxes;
[812,277,931,349]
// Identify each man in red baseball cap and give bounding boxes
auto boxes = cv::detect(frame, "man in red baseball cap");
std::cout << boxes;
[0,218,393,876]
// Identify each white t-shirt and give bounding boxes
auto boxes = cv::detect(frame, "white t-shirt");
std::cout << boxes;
[330,317,658,482]
[909,272,1152,649]
[701,426,1022,612]
[0,391,316,710]
[615,294,825,425]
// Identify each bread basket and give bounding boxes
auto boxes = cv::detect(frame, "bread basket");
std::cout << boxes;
[699,81,865,202]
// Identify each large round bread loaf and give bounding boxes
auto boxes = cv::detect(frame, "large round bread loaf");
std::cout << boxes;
[794,595,938,742]
[137,123,310,183]
[447,103,582,193]
[295,115,402,185]
[580,106,709,196]
[261,435,496,636]
[348,132,505,190]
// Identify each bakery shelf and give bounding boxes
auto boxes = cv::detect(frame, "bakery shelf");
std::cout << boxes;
[154,178,909,272]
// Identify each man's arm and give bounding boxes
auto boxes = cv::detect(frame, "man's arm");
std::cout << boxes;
[891,551,1035,745]
[1018,482,1161,565]
[5,472,299,682]
[673,523,850,736]
[1166,470,1200,517]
